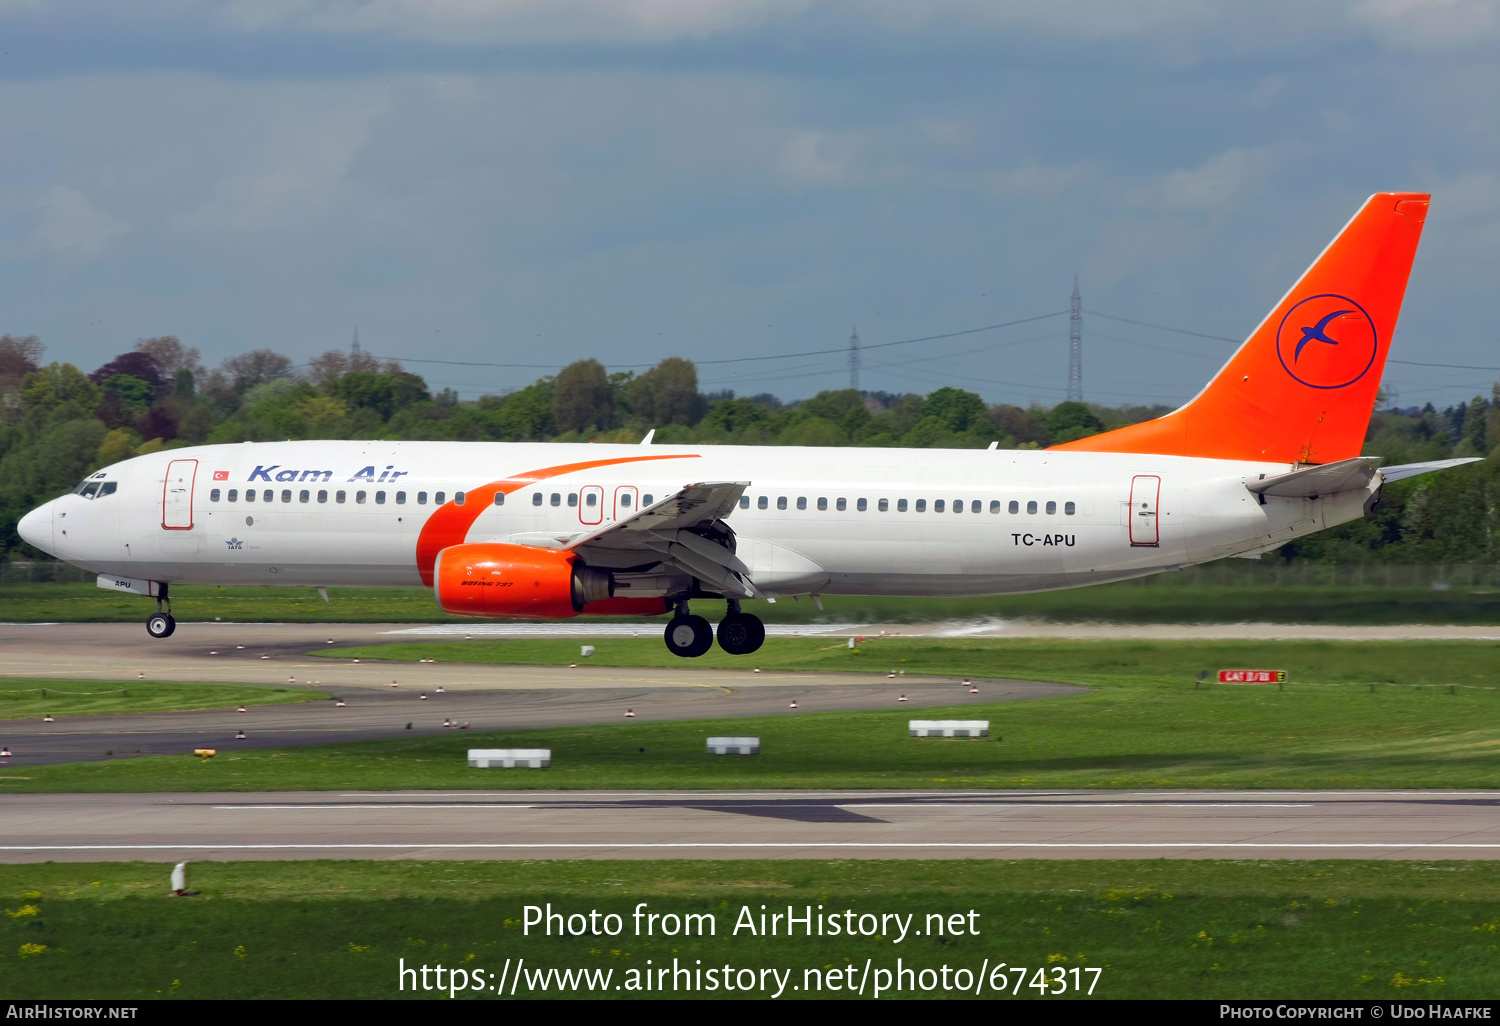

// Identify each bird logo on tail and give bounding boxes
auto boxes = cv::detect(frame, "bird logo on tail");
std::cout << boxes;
[1275,294,1378,390]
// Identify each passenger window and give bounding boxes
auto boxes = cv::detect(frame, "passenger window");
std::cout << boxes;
[281,490,292,503]
[356,491,367,504]
[244,489,255,503]
[227,489,238,502]
[375,491,386,504]
[857,498,868,511]
[551,493,561,507]
[777,496,787,510]
[878,498,888,512]
[567,493,578,507]
[971,500,981,513]
[336,491,346,504]
[643,494,654,505]
[797,497,807,510]
[817,497,828,511]
[1065,501,1076,515]
[1046,500,1057,515]
[739,496,749,509]
[585,492,596,507]
[99,481,117,496]
[210,488,220,502]
[318,490,328,503]
[455,491,465,506]
[836,498,847,511]
[396,491,407,504]
[492,493,503,506]
[897,498,907,512]
[953,500,962,513]
[758,496,768,510]
[263,490,273,502]
[990,500,1000,513]
[435,491,446,504]
[299,489,310,503]
[531,492,541,506]
[621,494,633,508]
[418,491,428,505]
[934,499,945,512]
[1009,500,1019,514]
[1027,500,1037,514]
[916,499,927,512]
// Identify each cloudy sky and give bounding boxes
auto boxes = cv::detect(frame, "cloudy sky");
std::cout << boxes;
[2,0,1498,409]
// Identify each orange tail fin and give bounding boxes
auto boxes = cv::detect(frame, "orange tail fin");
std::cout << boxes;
[1052,192,1429,464]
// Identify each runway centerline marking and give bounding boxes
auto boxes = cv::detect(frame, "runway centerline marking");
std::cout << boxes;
[214,804,537,810]
[7,841,1500,851]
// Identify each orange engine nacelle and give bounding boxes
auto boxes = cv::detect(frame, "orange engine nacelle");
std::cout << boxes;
[435,543,606,619]
[433,543,667,620]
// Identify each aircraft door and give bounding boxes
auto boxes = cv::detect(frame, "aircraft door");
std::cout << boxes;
[162,459,198,530]
[613,485,638,522]
[1129,475,1160,547]
[579,484,604,525]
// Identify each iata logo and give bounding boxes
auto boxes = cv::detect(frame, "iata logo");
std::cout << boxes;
[1275,293,1378,390]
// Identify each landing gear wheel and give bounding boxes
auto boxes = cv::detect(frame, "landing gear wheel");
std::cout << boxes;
[664,615,713,658]
[147,613,176,639]
[716,613,765,655]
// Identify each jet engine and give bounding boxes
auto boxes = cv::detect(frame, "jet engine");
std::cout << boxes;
[433,542,666,619]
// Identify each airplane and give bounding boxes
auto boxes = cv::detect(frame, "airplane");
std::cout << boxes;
[17,192,1479,657]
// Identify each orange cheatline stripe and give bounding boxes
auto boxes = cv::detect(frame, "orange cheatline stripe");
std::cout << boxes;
[414,453,700,586]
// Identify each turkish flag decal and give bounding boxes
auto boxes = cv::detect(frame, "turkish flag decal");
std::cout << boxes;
[213,471,229,481]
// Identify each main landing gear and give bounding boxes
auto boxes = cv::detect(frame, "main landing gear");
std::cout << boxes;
[662,600,765,658]
[146,583,175,639]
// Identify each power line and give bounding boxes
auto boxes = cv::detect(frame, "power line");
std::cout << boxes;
[1089,310,1240,343]
[375,310,1069,374]
[848,326,860,391]
[1389,359,1500,372]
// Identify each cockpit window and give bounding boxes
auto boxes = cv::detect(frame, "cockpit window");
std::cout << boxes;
[73,476,117,499]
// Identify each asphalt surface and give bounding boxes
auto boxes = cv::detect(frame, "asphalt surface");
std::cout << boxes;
[4,789,1499,862]
[0,622,1077,764]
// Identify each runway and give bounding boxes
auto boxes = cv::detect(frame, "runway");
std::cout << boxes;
[3,789,1499,862]
[0,622,1078,764]
[0,676,1072,765]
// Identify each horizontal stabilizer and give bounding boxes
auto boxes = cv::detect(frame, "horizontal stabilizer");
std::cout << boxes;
[1378,457,1484,484]
[1248,457,1382,498]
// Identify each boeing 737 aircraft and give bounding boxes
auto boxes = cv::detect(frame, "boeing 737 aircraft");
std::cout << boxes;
[17,192,1478,656]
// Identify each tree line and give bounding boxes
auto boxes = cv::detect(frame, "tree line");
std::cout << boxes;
[0,333,1494,564]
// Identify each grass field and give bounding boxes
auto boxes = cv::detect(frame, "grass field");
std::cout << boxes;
[0,680,328,721]
[9,637,1500,792]
[3,859,1495,999]
[8,578,1500,624]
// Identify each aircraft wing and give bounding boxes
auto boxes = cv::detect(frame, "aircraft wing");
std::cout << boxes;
[1248,455,1482,499]
[570,481,758,598]
[1377,456,1483,484]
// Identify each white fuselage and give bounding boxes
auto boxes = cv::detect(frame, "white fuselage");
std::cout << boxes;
[19,440,1372,599]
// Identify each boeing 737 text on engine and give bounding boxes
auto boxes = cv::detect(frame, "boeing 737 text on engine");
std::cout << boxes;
[18,193,1479,657]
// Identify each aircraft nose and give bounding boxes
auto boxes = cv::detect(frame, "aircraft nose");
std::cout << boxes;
[17,501,55,555]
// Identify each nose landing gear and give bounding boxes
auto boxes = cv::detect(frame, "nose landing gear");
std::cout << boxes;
[146,583,175,639]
